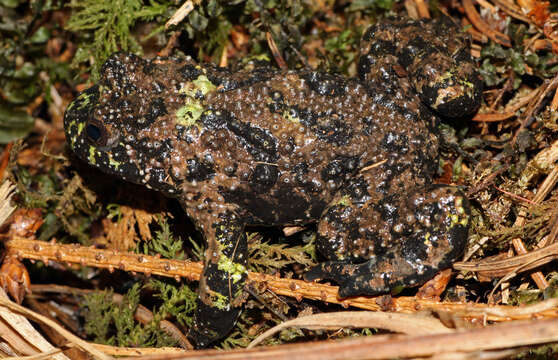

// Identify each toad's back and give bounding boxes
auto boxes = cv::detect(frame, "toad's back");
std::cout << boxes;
[66,53,440,226]
[179,68,440,225]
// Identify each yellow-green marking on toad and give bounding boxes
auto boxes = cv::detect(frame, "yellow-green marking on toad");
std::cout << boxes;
[176,103,205,126]
[334,195,351,207]
[88,146,97,165]
[282,108,300,124]
[217,255,247,284]
[192,75,216,96]
[109,154,121,169]
[208,291,230,311]
[176,75,217,126]
[77,121,85,136]
[71,89,95,111]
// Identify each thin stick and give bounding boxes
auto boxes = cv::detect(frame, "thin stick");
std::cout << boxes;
[6,237,558,322]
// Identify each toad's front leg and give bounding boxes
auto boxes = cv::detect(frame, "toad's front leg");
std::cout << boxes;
[184,203,248,348]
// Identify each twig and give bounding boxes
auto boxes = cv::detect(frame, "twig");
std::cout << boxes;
[488,72,514,112]
[166,1,197,29]
[513,73,558,145]
[466,163,510,197]
[0,180,16,227]
[471,112,516,122]
[552,85,558,111]
[453,241,558,278]
[403,0,419,19]
[510,166,558,290]
[493,186,537,205]
[462,0,511,47]
[0,142,13,179]
[490,0,530,23]
[414,0,430,18]
[6,237,558,322]
[503,85,542,114]
[219,40,229,68]
[266,32,287,70]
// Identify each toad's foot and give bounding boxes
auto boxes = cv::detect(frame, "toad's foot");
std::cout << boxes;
[307,185,470,298]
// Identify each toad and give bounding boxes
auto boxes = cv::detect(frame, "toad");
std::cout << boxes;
[63,16,481,347]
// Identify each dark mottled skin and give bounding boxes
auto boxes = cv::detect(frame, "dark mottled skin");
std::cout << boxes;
[64,17,480,347]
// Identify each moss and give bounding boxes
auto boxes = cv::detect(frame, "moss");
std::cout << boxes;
[149,279,197,328]
[66,0,168,80]
[81,282,190,347]
[137,216,186,260]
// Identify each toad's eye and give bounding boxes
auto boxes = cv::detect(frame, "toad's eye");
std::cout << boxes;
[85,121,108,147]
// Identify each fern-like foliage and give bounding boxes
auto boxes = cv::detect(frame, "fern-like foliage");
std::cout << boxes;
[138,216,186,259]
[66,0,168,79]
[148,279,198,328]
[81,283,178,347]
[247,233,316,273]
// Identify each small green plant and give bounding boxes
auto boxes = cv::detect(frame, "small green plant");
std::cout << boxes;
[66,0,169,79]
[138,216,186,260]
[148,279,198,328]
[81,283,181,347]
[0,2,69,142]
[479,30,558,89]
[247,232,316,273]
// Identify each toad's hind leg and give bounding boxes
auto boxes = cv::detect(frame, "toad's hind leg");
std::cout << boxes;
[358,17,482,117]
[305,178,470,298]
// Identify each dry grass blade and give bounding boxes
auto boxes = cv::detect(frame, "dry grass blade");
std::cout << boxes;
[91,344,187,356]
[248,311,453,348]
[0,295,112,360]
[0,289,69,360]
[0,313,43,356]
[165,1,196,29]
[428,348,520,360]
[0,180,16,226]
[453,241,558,278]
[122,318,558,360]
[2,348,64,360]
